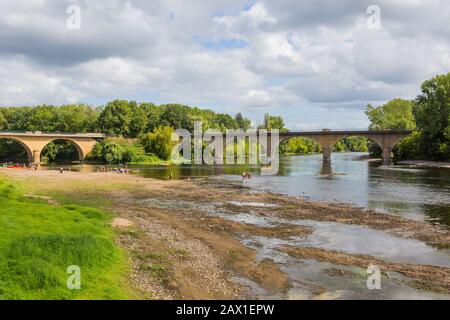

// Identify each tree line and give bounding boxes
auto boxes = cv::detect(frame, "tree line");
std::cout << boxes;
[5,69,448,166]
[0,100,366,164]
[0,101,253,136]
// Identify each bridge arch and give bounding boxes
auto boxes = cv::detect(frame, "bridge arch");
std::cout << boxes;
[330,135,375,152]
[0,132,104,164]
[0,137,34,163]
[40,138,85,163]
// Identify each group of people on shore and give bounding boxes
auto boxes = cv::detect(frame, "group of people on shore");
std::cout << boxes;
[98,166,129,174]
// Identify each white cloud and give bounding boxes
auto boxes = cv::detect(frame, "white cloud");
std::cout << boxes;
[0,0,449,129]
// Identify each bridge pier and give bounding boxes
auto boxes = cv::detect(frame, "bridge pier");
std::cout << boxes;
[321,145,332,174]
[382,146,393,166]
[32,150,41,164]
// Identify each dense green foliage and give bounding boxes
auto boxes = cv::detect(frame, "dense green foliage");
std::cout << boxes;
[334,137,369,152]
[0,104,99,133]
[97,101,254,137]
[413,73,450,160]
[41,141,79,163]
[366,99,416,130]
[258,113,288,132]
[86,136,166,165]
[280,137,320,154]
[367,72,450,161]
[0,176,128,299]
[0,101,253,137]
[0,139,28,162]
[139,126,176,160]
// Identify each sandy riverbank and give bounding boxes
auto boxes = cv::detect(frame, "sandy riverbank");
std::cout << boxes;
[1,167,449,299]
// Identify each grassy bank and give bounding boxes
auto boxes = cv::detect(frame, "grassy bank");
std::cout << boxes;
[0,174,131,299]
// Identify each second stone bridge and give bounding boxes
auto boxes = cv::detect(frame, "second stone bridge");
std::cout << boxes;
[277,130,411,171]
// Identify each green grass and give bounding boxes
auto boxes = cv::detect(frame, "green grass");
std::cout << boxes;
[0,175,131,300]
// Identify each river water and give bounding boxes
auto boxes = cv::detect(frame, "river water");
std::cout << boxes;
[238,152,450,226]
[47,152,450,227]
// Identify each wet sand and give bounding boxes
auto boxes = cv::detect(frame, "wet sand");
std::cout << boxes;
[2,168,449,299]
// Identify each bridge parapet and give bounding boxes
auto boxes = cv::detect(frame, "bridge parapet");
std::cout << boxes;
[0,131,106,138]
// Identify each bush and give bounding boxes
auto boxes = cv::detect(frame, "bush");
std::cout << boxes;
[139,126,175,160]
[393,131,422,160]
[87,137,167,164]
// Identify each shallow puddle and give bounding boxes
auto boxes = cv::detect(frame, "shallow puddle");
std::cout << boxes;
[138,196,450,298]
[218,212,450,268]
[240,236,450,300]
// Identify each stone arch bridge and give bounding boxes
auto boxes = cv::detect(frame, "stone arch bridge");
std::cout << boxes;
[1,130,412,167]
[0,132,106,163]
[274,130,412,171]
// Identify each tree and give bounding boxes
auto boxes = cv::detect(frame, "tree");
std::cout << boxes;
[97,100,133,136]
[365,99,416,130]
[414,72,450,160]
[27,105,59,132]
[0,139,29,162]
[333,137,369,152]
[139,126,175,160]
[280,137,320,154]
[57,104,100,133]
[160,104,193,132]
[366,98,417,159]
[0,111,6,130]
[213,113,239,132]
[41,141,79,163]
[258,113,288,132]
[234,113,252,131]
[102,141,125,164]
[140,103,162,132]
[129,102,148,137]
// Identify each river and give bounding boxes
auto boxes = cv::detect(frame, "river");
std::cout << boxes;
[45,152,450,228]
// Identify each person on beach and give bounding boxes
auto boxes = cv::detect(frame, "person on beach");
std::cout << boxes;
[59,167,63,174]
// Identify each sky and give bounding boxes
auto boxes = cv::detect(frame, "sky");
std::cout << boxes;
[0,1,449,130]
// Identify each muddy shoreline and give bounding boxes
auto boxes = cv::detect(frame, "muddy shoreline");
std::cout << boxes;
[2,168,449,299]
